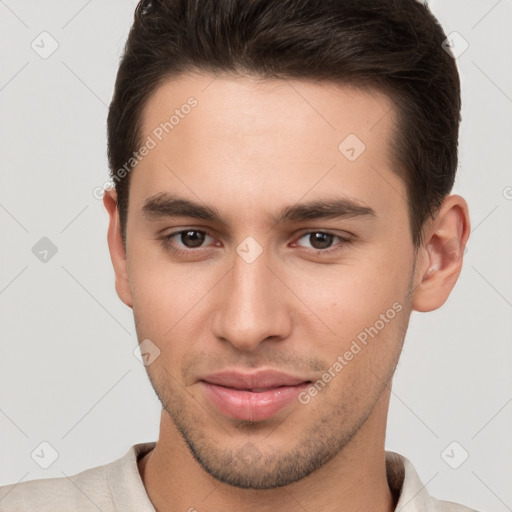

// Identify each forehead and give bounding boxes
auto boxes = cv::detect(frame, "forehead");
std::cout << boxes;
[132,72,405,223]
[140,72,397,152]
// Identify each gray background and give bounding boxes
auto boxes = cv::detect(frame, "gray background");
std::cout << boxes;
[0,1,511,510]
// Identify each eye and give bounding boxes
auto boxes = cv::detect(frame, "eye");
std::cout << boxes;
[294,231,349,252]
[163,229,216,252]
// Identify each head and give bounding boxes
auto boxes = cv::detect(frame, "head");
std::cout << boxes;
[104,0,470,490]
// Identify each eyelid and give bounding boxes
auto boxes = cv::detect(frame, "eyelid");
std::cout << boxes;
[163,228,217,250]
[161,228,352,258]
[169,229,214,242]
[161,224,223,239]
[292,226,352,240]
[291,230,351,251]
[293,227,353,239]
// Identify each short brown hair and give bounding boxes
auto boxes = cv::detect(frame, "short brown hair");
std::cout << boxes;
[107,0,461,249]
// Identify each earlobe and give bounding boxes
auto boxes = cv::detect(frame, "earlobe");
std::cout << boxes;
[412,195,470,313]
[103,188,133,309]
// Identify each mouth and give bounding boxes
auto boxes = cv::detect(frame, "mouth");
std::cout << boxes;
[199,370,312,422]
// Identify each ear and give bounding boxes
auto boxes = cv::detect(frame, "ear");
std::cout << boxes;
[412,194,470,312]
[103,188,133,308]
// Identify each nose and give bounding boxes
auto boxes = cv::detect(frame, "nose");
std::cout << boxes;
[210,248,292,352]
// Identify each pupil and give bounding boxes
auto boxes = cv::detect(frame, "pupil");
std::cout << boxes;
[182,230,205,247]
[310,232,332,249]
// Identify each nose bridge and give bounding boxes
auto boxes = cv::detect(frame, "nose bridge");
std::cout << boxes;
[211,248,290,350]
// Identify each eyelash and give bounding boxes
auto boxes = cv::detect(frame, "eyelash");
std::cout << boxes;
[160,229,352,257]
[291,231,352,255]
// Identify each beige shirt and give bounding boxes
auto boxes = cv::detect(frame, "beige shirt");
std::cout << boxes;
[0,442,480,511]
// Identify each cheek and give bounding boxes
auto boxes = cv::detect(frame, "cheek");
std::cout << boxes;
[299,271,409,411]
[129,267,205,374]
[287,254,410,352]
[128,250,220,339]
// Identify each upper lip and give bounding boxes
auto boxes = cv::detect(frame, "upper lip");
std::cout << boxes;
[200,369,311,390]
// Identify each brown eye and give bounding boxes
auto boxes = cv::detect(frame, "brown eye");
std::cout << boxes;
[297,232,336,250]
[179,230,206,248]
[294,231,351,254]
[308,232,334,250]
[163,229,215,253]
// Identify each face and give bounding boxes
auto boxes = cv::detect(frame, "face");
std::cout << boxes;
[116,73,418,489]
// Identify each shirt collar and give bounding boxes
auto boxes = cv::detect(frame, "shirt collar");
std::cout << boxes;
[111,443,437,512]
[386,450,436,511]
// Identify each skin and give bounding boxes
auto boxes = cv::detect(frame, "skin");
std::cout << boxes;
[103,72,470,512]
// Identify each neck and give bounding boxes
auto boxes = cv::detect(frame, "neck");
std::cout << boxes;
[138,393,396,512]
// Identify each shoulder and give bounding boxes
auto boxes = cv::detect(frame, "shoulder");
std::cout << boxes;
[429,496,482,512]
[0,442,156,512]
[0,463,111,512]
[386,450,484,512]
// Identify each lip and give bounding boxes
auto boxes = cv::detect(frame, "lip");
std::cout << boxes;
[201,369,310,390]
[200,369,311,422]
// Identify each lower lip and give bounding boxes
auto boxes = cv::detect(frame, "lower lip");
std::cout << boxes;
[200,381,310,422]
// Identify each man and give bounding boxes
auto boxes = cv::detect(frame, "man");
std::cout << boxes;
[0,0,479,510]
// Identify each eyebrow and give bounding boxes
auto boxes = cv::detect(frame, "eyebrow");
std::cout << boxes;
[141,192,377,225]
